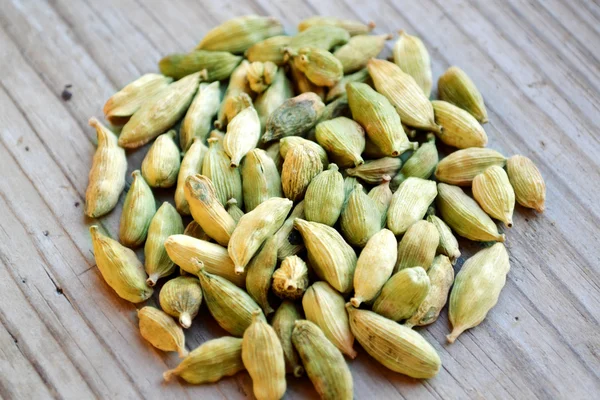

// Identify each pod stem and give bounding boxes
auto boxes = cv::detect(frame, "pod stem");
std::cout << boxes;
[146,273,159,287]
[349,297,362,308]
[446,326,467,343]
[234,265,245,275]
[293,365,305,378]
[163,369,178,382]
[177,346,189,358]
[179,313,192,329]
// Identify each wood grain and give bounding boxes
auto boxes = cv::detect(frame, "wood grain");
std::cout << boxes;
[0,0,599,398]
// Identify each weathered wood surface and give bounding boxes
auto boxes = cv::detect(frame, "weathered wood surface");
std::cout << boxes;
[0,0,599,398]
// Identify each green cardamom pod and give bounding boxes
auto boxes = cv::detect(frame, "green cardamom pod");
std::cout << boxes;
[346,157,402,185]
[202,138,243,206]
[368,175,393,226]
[438,66,488,123]
[391,134,438,188]
[289,62,327,100]
[326,69,371,103]
[272,301,304,377]
[298,16,375,36]
[180,81,221,151]
[340,183,382,247]
[175,139,208,215]
[393,31,432,98]
[304,164,345,226]
[246,35,292,65]
[507,155,546,212]
[159,50,241,80]
[373,267,430,321]
[138,306,187,357]
[226,198,245,223]
[245,236,279,315]
[334,34,391,73]
[287,47,343,87]
[266,141,284,173]
[432,100,488,149]
[281,144,324,201]
[288,25,350,51]
[141,130,181,188]
[387,177,437,235]
[343,176,364,204]
[315,117,365,167]
[436,148,506,186]
[427,214,461,264]
[254,68,294,131]
[241,148,282,212]
[223,106,261,168]
[279,136,329,167]
[395,220,439,272]
[272,255,309,300]
[119,170,156,248]
[263,92,325,143]
[472,165,515,228]
[275,201,305,260]
[247,61,278,93]
[216,60,252,129]
[159,276,202,329]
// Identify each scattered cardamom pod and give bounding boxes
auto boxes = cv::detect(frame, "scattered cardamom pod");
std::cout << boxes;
[245,237,279,315]
[89,226,153,303]
[393,31,432,98]
[367,59,441,133]
[246,35,292,65]
[141,130,181,188]
[138,306,187,358]
[334,34,391,73]
[263,92,325,143]
[346,157,402,185]
[373,267,430,321]
[447,243,510,343]
[386,177,437,235]
[394,220,439,272]
[405,255,454,328]
[427,214,461,264]
[438,66,488,123]
[304,164,345,226]
[326,68,370,102]
[298,16,374,36]
[254,68,294,131]
[175,139,208,215]
[391,134,438,188]
[303,281,357,359]
[351,228,397,307]
[288,25,350,51]
[294,219,357,293]
[437,183,505,242]
[119,170,156,248]
[275,200,306,260]
[216,60,252,129]
[368,176,393,225]
[280,136,329,167]
[315,117,365,167]
[247,61,278,93]
[435,147,506,186]
[159,276,203,329]
[432,100,488,149]
[272,301,304,377]
[347,305,441,378]
[223,106,261,167]
[202,138,243,206]
[241,148,282,212]
[226,198,245,223]
[292,320,353,400]
[196,15,284,54]
[159,50,241,80]
[507,155,546,212]
[163,337,244,384]
[281,144,324,201]
[119,72,201,148]
[473,165,515,227]
[272,255,309,300]
[85,118,127,218]
[144,202,184,286]
[340,183,382,247]
[229,197,293,274]
[180,81,221,151]
[242,311,287,400]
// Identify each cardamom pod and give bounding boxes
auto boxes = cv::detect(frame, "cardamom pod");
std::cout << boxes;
[287,47,343,87]
[326,68,371,102]
[159,276,202,328]
[247,61,278,93]
[180,81,221,151]
[346,157,402,185]
[298,16,374,36]
[224,92,254,123]
[241,148,282,212]
[405,255,454,328]
[279,136,329,167]
[367,59,441,133]
[436,183,505,242]
[318,93,351,124]
[275,201,306,260]
[347,82,416,157]
[350,228,397,307]
[196,15,284,54]
[245,237,279,315]
[138,306,187,357]
[163,337,244,384]
[334,34,391,73]
[159,50,241,80]
[144,202,184,286]
[209,128,226,142]
[294,219,357,293]
[435,147,506,186]
[506,155,546,212]
[395,220,439,272]
[216,60,252,129]
[254,68,294,131]
[438,66,488,123]
[202,138,243,206]
[164,235,245,287]
[432,100,488,149]
[340,183,382,247]
[288,61,327,100]
[89,226,153,303]
[427,214,461,264]
[292,320,353,400]
[141,130,181,188]
[103,73,172,125]
[183,220,210,241]
[391,134,438,187]
[119,170,156,248]
[303,281,357,358]
[315,117,365,167]
[263,92,325,143]
[119,72,200,148]
[242,311,287,400]
[447,243,510,343]
[226,198,245,223]
[288,25,350,51]
[184,174,236,246]
[272,256,309,300]
[347,305,441,378]
[272,301,304,377]
[175,138,208,215]
[472,165,515,227]
[387,177,437,235]
[85,118,127,218]
[266,142,284,173]
[373,267,430,321]
[229,197,293,274]
[393,31,432,98]
[197,260,265,336]
[304,163,345,226]
[246,35,292,65]
[223,106,261,167]
[281,144,324,201]
[368,176,393,225]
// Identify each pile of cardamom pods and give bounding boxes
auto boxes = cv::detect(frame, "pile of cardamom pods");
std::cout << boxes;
[85,15,546,398]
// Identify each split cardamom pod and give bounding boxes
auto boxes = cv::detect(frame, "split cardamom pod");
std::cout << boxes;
[372,267,430,321]
[263,92,326,143]
[180,81,221,151]
[438,66,488,123]
[427,214,461,264]
[394,220,439,272]
[393,31,432,98]
[315,117,365,168]
[304,163,345,226]
[281,144,324,201]
[507,155,546,212]
[119,170,156,248]
[141,130,181,188]
[175,138,208,215]
[334,34,391,73]
[272,301,304,377]
[272,255,309,300]
[159,50,241,80]
[387,177,437,235]
[246,35,292,65]
[223,106,261,167]
[473,165,515,227]
[368,176,393,226]
[159,276,203,328]
[241,148,282,212]
[183,220,210,241]
[298,16,374,36]
[138,306,187,357]
[247,61,278,93]
[340,183,382,247]
[435,147,506,186]
[346,157,402,185]
[245,236,279,315]
[432,100,488,149]
[202,138,243,206]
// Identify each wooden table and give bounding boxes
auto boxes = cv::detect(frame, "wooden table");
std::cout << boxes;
[1,0,599,398]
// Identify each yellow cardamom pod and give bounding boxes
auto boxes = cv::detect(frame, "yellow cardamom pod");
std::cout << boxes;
[246,35,292,65]
[294,219,357,293]
[272,256,309,300]
[263,92,325,143]
[447,243,510,343]
[247,61,278,93]
[138,306,187,357]
[304,163,345,226]
[427,214,461,264]
[226,198,245,223]
[241,148,282,212]
[163,337,244,384]
[89,226,153,303]
[183,220,210,241]
[159,276,202,329]
[368,176,393,226]
[281,144,324,201]
[340,183,382,247]
[272,301,304,377]
[386,177,437,235]
[275,201,306,260]
[288,47,343,87]
[119,170,156,248]
[175,138,208,215]
[180,81,221,151]
[242,311,287,400]
[326,68,370,102]
[372,267,431,321]
[85,118,127,218]
[144,202,184,286]
[315,117,365,167]
[202,138,243,206]
[254,68,294,132]
[298,16,375,36]
[472,165,515,227]
[224,92,253,124]
[435,147,506,186]
[289,25,350,51]
[506,155,546,212]
[292,320,353,400]
[334,33,391,74]
[216,60,252,129]
[432,100,488,149]
[394,220,440,272]
[436,183,505,242]
[438,66,488,123]
[391,134,438,188]
[279,136,329,167]
[346,157,403,185]
[223,106,261,168]
[159,50,241,80]
[393,31,432,97]
[347,305,441,378]
[141,130,181,188]
[245,237,279,315]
